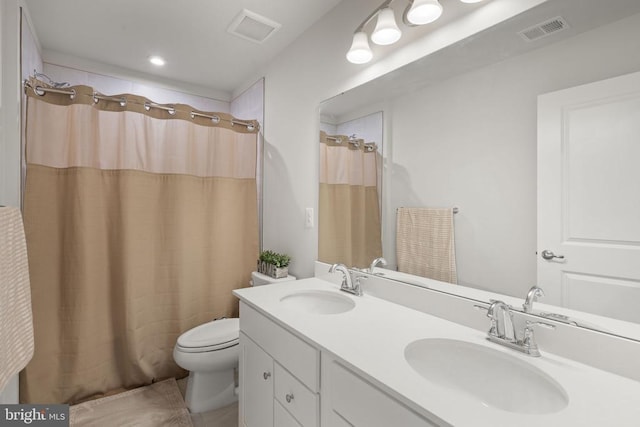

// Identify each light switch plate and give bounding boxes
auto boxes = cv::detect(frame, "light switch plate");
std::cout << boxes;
[305,207,314,228]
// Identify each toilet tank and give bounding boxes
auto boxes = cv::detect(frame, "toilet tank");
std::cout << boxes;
[251,271,296,286]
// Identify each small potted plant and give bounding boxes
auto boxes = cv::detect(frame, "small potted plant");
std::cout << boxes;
[258,250,291,279]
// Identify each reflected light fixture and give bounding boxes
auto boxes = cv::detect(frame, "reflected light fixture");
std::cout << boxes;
[371,7,402,45]
[346,0,485,64]
[406,0,443,25]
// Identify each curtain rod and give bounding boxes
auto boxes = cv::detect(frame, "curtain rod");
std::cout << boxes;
[94,92,126,107]
[25,81,258,132]
[191,111,256,131]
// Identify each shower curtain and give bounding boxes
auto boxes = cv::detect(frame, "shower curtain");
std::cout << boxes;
[20,79,259,404]
[318,131,382,268]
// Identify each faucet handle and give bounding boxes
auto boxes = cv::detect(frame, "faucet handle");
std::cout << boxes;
[522,320,555,357]
[475,304,499,336]
[526,320,556,330]
[353,275,367,294]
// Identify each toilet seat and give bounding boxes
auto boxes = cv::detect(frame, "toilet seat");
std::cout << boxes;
[176,318,239,353]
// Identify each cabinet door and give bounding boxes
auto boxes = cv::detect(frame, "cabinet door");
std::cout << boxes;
[275,400,303,427]
[240,333,274,427]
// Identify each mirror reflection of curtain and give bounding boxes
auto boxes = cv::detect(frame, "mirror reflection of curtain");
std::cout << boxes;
[318,131,382,268]
[20,79,259,404]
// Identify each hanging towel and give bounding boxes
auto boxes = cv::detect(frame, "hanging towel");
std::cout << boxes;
[396,207,457,284]
[0,206,34,391]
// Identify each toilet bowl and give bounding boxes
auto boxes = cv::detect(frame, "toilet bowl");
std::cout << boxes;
[174,272,296,413]
[173,318,240,413]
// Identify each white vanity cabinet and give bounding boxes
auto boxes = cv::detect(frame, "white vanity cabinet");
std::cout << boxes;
[321,355,440,427]
[239,302,320,427]
[239,333,274,427]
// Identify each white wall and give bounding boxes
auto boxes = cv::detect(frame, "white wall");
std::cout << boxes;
[0,0,40,403]
[335,111,383,149]
[384,13,640,297]
[0,0,22,208]
[231,78,265,250]
[42,63,229,113]
[251,0,545,278]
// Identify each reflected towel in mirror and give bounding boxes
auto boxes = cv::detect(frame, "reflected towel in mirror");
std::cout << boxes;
[396,207,457,284]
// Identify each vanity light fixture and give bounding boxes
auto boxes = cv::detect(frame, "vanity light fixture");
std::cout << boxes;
[346,32,374,64]
[346,0,484,64]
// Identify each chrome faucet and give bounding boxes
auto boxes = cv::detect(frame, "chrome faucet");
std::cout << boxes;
[368,257,387,274]
[329,263,363,296]
[476,299,555,357]
[523,286,545,313]
[487,300,516,342]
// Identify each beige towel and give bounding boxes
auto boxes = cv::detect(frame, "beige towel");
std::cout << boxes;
[396,207,457,284]
[0,206,34,391]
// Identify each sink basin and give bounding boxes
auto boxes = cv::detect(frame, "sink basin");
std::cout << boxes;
[280,290,355,315]
[404,338,568,414]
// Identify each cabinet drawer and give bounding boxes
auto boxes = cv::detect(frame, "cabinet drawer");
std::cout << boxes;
[240,302,319,391]
[275,362,318,427]
[274,400,303,427]
[328,361,438,427]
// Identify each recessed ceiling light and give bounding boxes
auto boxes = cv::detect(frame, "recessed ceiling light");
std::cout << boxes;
[149,56,166,66]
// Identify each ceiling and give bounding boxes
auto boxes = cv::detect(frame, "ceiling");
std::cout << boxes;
[24,0,343,97]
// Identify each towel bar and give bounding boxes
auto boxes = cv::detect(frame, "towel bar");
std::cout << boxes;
[397,207,459,214]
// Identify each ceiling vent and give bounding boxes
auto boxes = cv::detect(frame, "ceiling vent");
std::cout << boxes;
[518,16,569,42]
[227,9,281,44]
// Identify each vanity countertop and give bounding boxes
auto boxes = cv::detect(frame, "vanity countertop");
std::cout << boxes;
[233,278,640,427]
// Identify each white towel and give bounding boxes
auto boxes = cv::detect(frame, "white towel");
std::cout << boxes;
[0,206,34,391]
[396,207,457,284]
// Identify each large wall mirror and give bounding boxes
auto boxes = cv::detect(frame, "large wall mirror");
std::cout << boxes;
[318,0,640,342]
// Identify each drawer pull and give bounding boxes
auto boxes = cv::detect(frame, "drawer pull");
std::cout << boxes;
[263,371,271,380]
[285,393,294,403]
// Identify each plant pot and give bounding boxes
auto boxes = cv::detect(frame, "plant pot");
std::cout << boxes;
[257,260,289,279]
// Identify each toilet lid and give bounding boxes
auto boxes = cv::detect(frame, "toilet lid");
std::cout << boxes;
[177,318,239,352]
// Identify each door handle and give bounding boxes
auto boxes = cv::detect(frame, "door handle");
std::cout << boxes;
[541,250,564,260]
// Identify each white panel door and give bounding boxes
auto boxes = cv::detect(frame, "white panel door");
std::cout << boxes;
[537,70,640,323]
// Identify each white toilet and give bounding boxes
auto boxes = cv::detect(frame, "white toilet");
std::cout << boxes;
[173,271,296,413]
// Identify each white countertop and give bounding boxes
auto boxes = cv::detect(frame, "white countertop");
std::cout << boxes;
[234,278,640,427]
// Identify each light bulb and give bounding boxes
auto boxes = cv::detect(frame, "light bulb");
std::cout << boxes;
[149,56,166,66]
[346,32,373,64]
[371,8,402,46]
[406,0,443,25]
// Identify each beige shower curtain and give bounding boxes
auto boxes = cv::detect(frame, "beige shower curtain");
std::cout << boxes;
[20,79,259,404]
[318,131,382,268]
